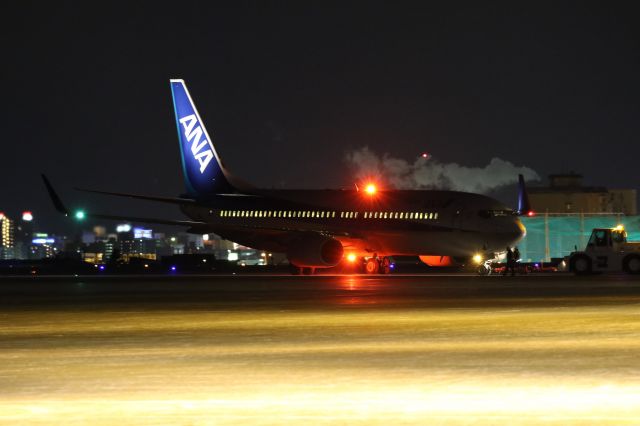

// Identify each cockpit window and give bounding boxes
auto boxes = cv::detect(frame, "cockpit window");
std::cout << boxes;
[478,209,515,218]
[612,230,627,243]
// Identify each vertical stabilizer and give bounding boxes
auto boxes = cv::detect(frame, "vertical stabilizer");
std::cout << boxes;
[170,79,236,196]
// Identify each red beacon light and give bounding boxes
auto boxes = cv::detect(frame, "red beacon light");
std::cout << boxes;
[527,211,535,217]
[365,183,377,195]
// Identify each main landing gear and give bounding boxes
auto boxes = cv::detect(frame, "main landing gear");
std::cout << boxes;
[289,265,316,275]
[364,256,392,274]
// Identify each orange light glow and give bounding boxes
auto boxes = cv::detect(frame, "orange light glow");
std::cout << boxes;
[365,184,377,195]
[346,253,357,263]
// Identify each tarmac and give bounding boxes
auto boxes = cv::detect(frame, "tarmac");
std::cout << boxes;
[1,273,640,425]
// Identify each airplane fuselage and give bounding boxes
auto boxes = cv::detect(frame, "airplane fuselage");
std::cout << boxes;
[180,189,525,259]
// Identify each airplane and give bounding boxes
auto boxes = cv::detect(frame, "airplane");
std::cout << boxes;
[43,79,529,274]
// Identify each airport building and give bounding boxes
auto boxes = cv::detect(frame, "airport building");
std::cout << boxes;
[520,173,639,262]
[529,173,637,215]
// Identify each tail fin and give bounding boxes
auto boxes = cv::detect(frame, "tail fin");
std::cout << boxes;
[517,174,534,216]
[170,79,236,196]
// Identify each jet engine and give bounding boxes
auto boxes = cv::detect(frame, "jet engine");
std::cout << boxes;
[287,234,344,268]
[419,255,454,267]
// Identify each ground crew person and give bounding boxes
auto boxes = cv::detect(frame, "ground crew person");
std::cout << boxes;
[503,247,515,276]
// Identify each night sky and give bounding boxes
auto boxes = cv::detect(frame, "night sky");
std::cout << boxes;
[2,2,639,233]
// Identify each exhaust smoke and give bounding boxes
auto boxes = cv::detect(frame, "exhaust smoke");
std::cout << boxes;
[346,147,539,194]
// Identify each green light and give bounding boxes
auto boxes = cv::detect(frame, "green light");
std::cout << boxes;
[75,210,86,220]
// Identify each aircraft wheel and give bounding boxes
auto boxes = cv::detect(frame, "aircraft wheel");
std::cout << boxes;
[623,255,640,275]
[570,254,592,275]
[365,258,379,274]
[379,257,391,274]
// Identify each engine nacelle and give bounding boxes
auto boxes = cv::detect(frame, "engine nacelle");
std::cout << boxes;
[287,235,344,268]
[419,255,454,267]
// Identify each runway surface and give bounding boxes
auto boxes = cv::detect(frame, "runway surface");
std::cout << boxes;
[2,273,640,425]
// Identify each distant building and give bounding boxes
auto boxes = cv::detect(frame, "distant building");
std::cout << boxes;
[529,173,637,215]
[0,213,15,260]
[117,228,157,262]
[30,233,58,259]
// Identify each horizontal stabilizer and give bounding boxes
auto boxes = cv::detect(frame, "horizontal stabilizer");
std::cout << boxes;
[74,187,197,205]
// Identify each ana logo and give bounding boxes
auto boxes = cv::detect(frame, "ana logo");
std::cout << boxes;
[179,114,214,173]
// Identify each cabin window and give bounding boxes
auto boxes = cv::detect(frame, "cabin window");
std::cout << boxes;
[434,212,438,219]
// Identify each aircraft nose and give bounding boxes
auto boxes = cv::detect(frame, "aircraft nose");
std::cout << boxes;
[512,217,526,242]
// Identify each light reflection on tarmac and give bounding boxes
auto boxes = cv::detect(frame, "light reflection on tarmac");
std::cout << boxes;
[1,274,640,425]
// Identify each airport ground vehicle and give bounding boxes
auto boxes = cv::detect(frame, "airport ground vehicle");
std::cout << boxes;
[569,226,640,275]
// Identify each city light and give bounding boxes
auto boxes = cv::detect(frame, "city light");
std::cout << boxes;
[22,211,33,221]
[116,224,132,233]
[75,210,85,220]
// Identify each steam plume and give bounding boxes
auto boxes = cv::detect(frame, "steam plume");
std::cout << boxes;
[345,147,539,193]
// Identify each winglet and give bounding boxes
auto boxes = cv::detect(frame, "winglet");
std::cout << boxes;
[41,174,69,216]
[517,174,533,216]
